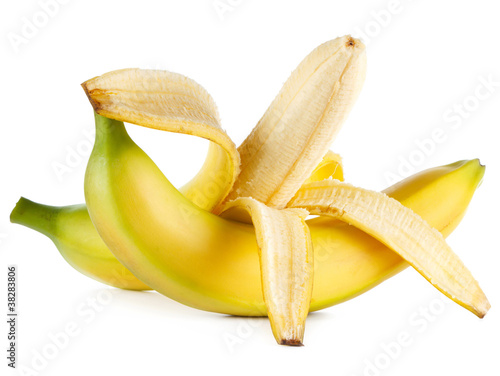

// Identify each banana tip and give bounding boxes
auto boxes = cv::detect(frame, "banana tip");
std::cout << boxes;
[477,299,491,319]
[280,339,304,347]
[343,35,365,51]
[10,197,27,224]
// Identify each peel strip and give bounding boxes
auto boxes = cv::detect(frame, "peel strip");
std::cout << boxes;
[82,68,240,212]
[289,180,490,318]
[221,198,313,345]
[224,35,366,209]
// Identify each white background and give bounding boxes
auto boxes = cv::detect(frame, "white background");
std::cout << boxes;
[1,0,499,375]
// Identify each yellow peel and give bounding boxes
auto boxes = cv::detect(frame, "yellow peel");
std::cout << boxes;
[289,180,490,318]
[82,68,239,212]
[221,198,313,345]
[225,35,366,209]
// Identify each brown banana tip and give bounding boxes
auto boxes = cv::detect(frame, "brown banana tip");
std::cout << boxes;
[81,81,101,112]
[280,339,304,347]
[344,35,365,51]
[481,300,491,318]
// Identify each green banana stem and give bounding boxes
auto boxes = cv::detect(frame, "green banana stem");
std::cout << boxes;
[10,197,59,239]
[10,196,150,291]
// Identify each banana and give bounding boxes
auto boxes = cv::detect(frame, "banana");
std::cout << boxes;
[82,36,367,344]
[10,198,149,290]
[10,159,482,304]
[9,152,340,293]
[84,113,486,318]
[11,35,490,345]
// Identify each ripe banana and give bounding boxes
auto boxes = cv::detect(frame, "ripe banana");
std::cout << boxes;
[10,158,484,309]
[82,36,368,344]
[11,35,490,345]
[11,157,485,311]
[84,112,487,319]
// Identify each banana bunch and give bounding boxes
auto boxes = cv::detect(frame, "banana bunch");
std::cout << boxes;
[11,35,490,346]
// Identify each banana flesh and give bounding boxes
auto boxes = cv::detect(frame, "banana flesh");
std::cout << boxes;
[303,151,344,184]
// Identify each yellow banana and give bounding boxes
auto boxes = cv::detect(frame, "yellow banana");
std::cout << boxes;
[84,113,486,318]
[10,158,484,311]
[11,35,490,345]
[82,36,368,344]
[11,158,481,303]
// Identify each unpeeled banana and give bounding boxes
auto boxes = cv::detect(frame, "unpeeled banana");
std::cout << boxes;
[10,198,149,291]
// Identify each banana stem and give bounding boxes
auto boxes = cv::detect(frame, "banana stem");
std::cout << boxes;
[94,111,127,142]
[10,197,59,239]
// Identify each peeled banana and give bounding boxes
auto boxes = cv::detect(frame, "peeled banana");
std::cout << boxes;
[10,35,490,346]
